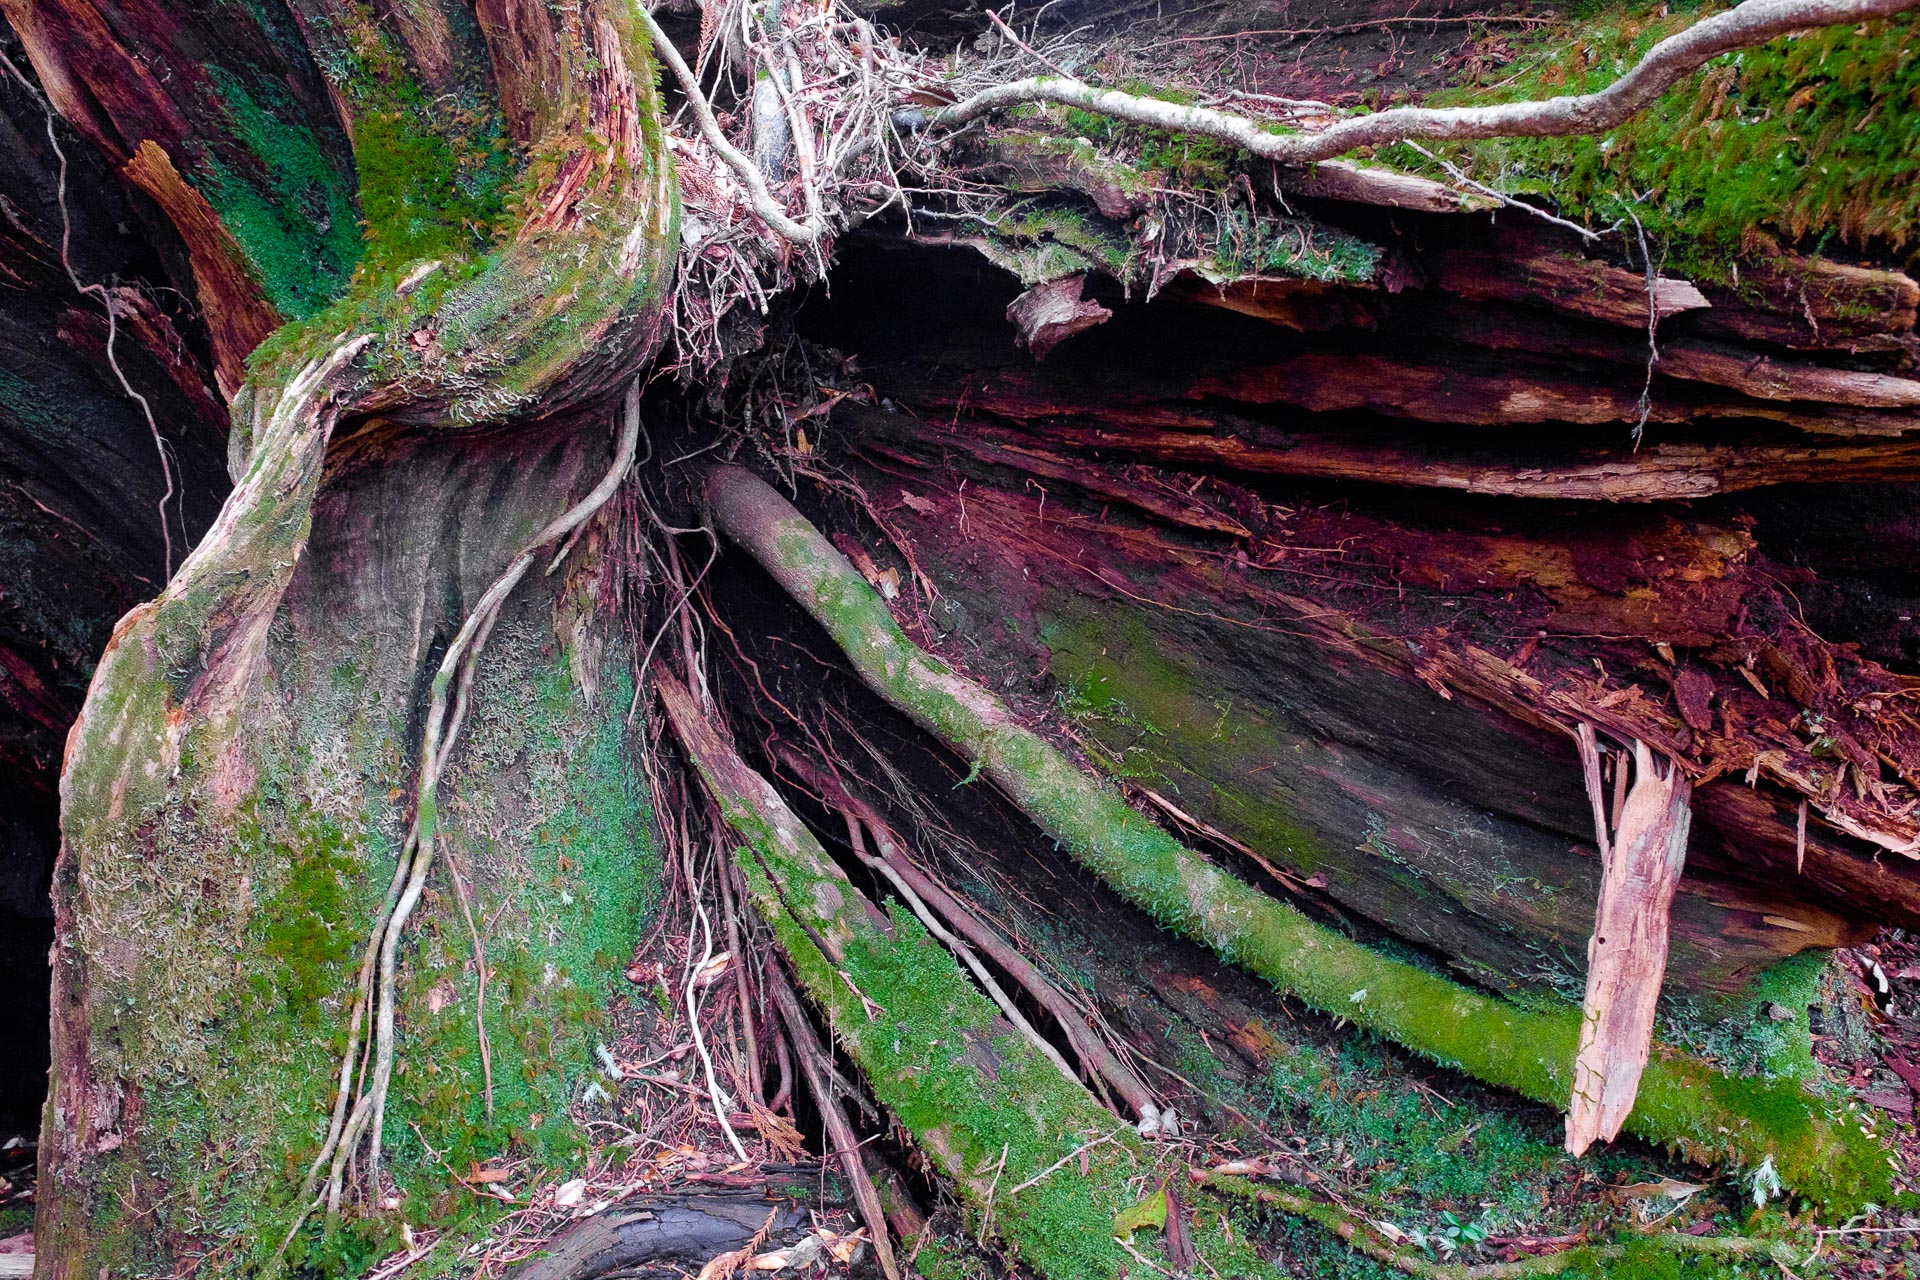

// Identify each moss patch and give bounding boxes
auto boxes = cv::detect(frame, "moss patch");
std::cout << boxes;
[1424,4,1920,269]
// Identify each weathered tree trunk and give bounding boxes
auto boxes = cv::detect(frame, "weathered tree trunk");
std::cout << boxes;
[4,0,1920,1273]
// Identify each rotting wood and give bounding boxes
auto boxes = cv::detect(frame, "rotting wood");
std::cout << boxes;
[504,1187,812,1280]
[701,462,1893,1209]
[1566,738,1693,1157]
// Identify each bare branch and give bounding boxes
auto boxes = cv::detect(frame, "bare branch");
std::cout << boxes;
[636,1,822,245]
[932,0,1920,165]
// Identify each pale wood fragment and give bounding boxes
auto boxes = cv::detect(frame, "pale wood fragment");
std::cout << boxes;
[1567,738,1693,1157]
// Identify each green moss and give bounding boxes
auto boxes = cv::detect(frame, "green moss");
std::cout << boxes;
[1424,5,1920,266]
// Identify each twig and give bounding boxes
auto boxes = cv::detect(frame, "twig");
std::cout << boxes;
[1396,139,1612,243]
[637,1,822,245]
[1006,1131,1120,1196]
[1629,212,1662,449]
[986,9,1077,79]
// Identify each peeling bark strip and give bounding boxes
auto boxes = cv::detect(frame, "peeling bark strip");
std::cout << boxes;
[1567,738,1693,1157]
[702,464,1892,1210]
[1007,275,1112,361]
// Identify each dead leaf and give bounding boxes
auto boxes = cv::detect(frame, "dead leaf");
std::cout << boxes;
[1613,1176,1705,1205]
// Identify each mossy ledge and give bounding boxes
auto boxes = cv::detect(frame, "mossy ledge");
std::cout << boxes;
[701,464,1894,1215]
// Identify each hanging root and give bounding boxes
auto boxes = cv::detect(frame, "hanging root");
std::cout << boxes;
[698,463,1894,1213]
[277,385,644,1254]
[1193,1167,1803,1280]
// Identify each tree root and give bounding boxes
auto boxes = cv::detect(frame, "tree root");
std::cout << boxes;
[766,961,902,1280]
[654,668,1171,1279]
[280,386,644,1253]
[698,463,1893,1213]
[777,748,1162,1127]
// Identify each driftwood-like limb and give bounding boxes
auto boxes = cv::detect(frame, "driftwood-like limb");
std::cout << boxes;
[701,463,1891,1211]
[931,0,1920,167]
[767,965,901,1280]
[1566,741,1693,1156]
[503,1188,810,1280]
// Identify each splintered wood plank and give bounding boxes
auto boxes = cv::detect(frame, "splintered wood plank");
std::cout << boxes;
[1567,737,1693,1156]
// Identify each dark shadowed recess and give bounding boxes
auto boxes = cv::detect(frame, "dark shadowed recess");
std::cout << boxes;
[0,34,232,1135]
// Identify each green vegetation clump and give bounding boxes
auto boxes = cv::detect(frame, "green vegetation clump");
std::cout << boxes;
[1427,4,1920,268]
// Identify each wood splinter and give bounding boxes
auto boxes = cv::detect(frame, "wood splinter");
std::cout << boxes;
[1567,730,1693,1157]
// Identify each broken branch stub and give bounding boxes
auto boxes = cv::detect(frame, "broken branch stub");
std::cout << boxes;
[700,463,1891,1211]
[1567,738,1693,1157]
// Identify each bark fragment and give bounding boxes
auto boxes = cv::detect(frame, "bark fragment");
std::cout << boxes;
[1007,274,1113,361]
[1567,736,1694,1156]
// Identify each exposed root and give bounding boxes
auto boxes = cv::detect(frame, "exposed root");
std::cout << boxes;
[766,964,901,1280]
[0,47,181,574]
[930,0,1920,167]
[778,747,1163,1128]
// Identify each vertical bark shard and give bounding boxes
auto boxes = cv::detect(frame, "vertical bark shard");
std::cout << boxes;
[1566,739,1693,1157]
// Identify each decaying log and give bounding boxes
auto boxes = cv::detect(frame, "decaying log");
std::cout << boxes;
[1567,736,1694,1157]
[701,463,1892,1209]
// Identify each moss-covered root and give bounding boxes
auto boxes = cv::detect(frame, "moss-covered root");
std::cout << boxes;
[700,464,1893,1214]
[1197,1171,1802,1280]
[656,672,1256,1279]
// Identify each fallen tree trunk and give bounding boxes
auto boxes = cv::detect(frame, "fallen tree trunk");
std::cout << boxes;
[6,0,1920,1272]
[700,463,1893,1210]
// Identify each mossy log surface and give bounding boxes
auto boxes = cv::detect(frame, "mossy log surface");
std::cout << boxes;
[704,462,1895,1213]
[27,0,678,1260]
